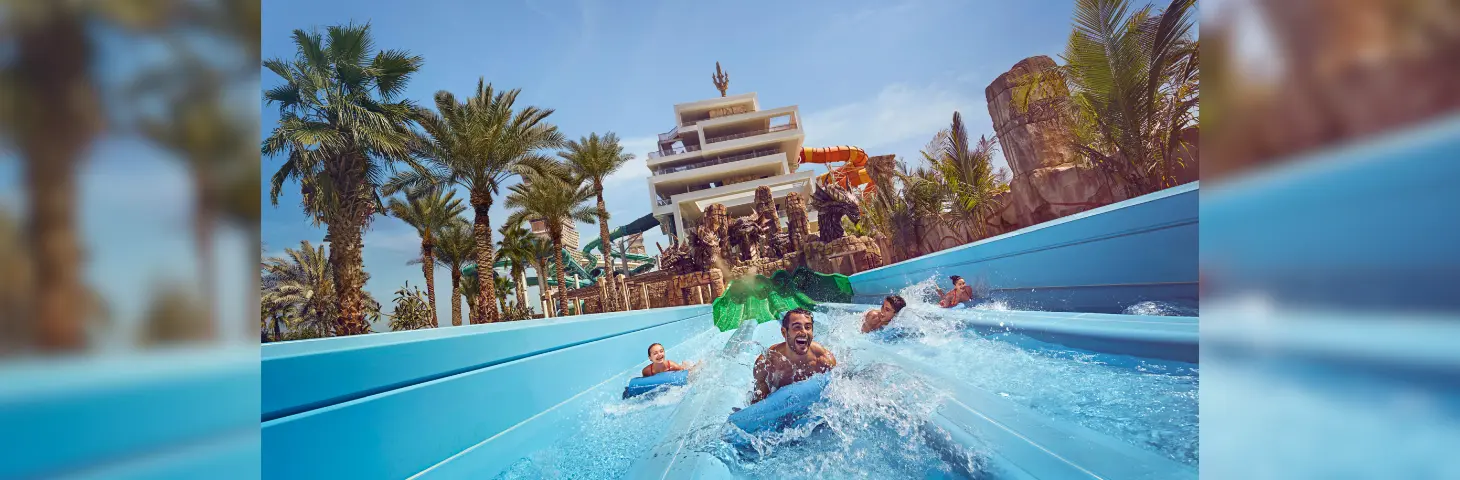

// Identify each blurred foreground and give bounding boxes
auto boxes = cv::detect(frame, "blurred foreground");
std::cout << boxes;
[1,0,262,475]
[1203,0,1460,478]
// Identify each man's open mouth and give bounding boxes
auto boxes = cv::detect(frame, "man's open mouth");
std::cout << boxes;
[794,337,809,348]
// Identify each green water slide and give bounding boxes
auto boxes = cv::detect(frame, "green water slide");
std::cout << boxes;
[582,213,660,277]
[462,213,661,286]
[711,267,855,332]
[463,248,594,288]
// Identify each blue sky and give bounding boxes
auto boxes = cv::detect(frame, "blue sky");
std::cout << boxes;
[259,0,1078,324]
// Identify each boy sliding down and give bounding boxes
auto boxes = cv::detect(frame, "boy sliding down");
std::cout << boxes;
[861,295,908,333]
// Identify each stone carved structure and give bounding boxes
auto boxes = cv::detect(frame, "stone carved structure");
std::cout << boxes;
[753,186,788,258]
[727,215,764,262]
[804,235,883,276]
[694,204,728,270]
[655,236,696,276]
[986,56,1126,228]
[810,181,860,242]
[784,192,810,254]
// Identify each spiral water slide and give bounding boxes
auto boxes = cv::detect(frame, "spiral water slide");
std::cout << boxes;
[800,146,873,192]
[581,213,660,278]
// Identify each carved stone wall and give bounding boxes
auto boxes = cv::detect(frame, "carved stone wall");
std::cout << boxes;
[986,56,1128,229]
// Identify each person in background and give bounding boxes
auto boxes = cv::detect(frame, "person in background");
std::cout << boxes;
[936,275,974,308]
[861,295,908,333]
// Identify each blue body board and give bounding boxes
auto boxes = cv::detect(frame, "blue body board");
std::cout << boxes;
[622,369,689,398]
[723,374,832,446]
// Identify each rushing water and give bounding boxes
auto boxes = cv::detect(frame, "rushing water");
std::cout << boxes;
[497,276,1197,477]
[818,278,1201,466]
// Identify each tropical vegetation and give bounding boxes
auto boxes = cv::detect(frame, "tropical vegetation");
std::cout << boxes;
[385,184,467,327]
[430,221,475,326]
[1012,0,1198,195]
[502,164,596,316]
[261,241,382,342]
[557,132,636,311]
[387,282,435,331]
[384,79,564,323]
[263,23,423,336]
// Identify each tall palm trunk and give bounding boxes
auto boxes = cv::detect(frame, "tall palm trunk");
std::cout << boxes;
[324,153,373,336]
[449,269,462,326]
[272,314,283,342]
[326,218,370,336]
[593,184,618,311]
[551,230,568,316]
[419,240,438,327]
[20,9,96,351]
[513,265,528,310]
[535,258,551,317]
[193,189,218,341]
[469,190,499,323]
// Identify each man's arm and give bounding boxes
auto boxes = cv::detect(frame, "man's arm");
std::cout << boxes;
[750,354,771,404]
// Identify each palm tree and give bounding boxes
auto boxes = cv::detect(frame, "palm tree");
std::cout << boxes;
[496,222,535,311]
[459,266,481,323]
[385,79,564,323]
[260,240,382,340]
[430,221,474,326]
[263,23,423,336]
[1013,0,1198,195]
[1,3,104,351]
[386,185,467,327]
[504,166,596,316]
[527,236,559,316]
[493,274,515,316]
[925,113,1005,241]
[557,132,635,311]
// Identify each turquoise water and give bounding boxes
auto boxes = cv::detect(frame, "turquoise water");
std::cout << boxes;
[820,279,1200,466]
[496,278,1196,478]
[496,317,982,479]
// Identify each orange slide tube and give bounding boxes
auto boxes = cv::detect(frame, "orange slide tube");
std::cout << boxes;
[800,146,872,191]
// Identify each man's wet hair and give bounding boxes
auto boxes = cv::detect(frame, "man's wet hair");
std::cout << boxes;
[780,308,813,329]
[885,295,907,313]
[647,343,663,357]
[950,275,963,285]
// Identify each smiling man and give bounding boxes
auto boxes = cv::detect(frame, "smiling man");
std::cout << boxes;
[749,308,837,404]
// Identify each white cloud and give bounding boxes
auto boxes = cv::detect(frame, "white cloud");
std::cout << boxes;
[802,81,986,152]
[604,135,659,187]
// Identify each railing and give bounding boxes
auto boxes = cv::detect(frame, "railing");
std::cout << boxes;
[656,197,672,206]
[705,123,798,144]
[657,126,679,143]
[647,144,701,159]
[651,148,778,176]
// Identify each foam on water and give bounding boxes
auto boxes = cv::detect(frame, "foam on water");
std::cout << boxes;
[498,313,985,479]
[819,298,1200,466]
[493,328,729,480]
[1124,300,1198,316]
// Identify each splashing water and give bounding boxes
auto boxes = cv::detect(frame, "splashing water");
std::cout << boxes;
[1124,301,1198,316]
[498,313,986,479]
[818,303,1200,466]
